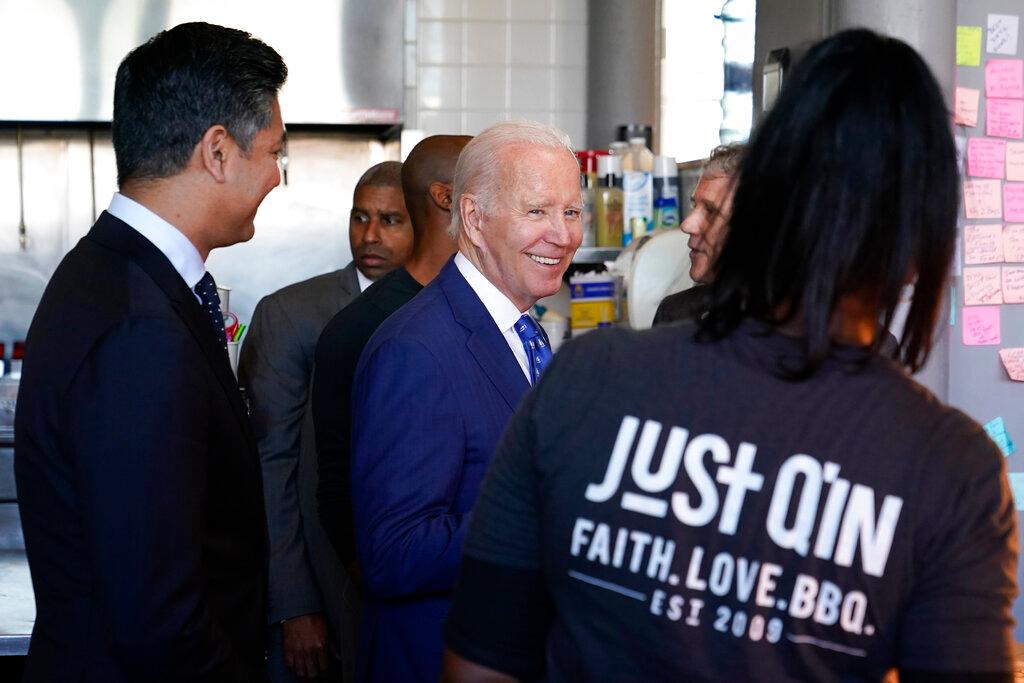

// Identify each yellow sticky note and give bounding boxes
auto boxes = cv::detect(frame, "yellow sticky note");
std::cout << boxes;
[957,26,983,66]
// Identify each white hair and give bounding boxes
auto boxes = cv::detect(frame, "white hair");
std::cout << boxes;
[448,120,575,238]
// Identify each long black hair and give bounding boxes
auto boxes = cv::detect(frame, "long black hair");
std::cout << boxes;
[698,29,958,376]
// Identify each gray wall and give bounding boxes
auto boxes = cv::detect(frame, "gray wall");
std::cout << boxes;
[585,0,657,148]
[752,0,830,124]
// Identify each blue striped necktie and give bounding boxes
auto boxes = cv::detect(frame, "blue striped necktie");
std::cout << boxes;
[194,272,228,352]
[514,314,553,384]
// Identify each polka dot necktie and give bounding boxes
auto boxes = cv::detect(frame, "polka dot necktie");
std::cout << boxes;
[514,314,553,385]
[194,272,228,352]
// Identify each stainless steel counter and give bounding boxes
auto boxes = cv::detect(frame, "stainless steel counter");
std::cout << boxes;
[0,550,33,656]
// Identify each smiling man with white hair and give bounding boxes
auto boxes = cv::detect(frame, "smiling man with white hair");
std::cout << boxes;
[347,120,583,683]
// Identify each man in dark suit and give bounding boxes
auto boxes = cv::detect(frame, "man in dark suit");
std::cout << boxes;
[14,22,287,683]
[653,143,743,325]
[314,135,470,574]
[348,121,583,683]
[238,161,412,683]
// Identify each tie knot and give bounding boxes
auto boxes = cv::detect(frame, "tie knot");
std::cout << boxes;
[513,313,552,384]
[195,272,221,308]
[515,314,542,341]
[194,272,228,351]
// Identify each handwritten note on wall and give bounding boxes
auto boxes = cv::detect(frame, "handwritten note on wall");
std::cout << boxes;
[956,87,980,127]
[964,179,1003,219]
[964,266,1004,305]
[985,59,1024,99]
[968,138,1007,178]
[988,14,1020,55]
[984,416,1017,457]
[988,98,1024,139]
[958,26,983,66]
[1002,266,1024,303]
[999,347,1024,381]
[1009,143,1024,182]
[965,224,1005,263]
[962,305,1001,344]
[1005,224,1024,261]
[1005,183,1024,222]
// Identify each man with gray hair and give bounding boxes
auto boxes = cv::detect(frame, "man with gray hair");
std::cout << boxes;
[348,120,583,682]
[654,142,744,324]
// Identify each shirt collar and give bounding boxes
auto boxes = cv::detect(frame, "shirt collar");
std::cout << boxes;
[454,251,526,333]
[106,192,206,290]
[356,268,374,293]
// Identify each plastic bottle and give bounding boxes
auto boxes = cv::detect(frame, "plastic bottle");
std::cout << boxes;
[609,141,631,172]
[628,136,655,172]
[595,154,624,247]
[623,137,654,242]
[652,155,680,229]
[580,174,596,247]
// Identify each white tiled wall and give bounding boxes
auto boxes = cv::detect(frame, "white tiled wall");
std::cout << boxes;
[404,0,588,148]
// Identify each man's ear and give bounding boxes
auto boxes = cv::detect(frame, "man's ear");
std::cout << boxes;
[199,125,230,183]
[429,181,453,211]
[460,194,486,249]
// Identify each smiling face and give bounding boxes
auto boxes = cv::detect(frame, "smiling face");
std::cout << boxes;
[467,145,583,311]
[681,172,735,283]
[349,184,413,279]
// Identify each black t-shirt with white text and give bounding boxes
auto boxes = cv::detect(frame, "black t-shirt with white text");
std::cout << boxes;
[447,320,1018,682]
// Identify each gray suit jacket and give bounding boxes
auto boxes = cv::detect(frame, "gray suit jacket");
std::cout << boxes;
[238,262,361,679]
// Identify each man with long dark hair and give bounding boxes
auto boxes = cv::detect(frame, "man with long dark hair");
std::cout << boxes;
[442,30,1017,682]
[16,23,286,682]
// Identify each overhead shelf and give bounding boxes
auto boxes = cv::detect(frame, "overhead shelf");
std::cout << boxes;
[572,247,622,264]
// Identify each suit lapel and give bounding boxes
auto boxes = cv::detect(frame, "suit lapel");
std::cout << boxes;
[438,259,530,411]
[335,261,360,310]
[88,213,256,450]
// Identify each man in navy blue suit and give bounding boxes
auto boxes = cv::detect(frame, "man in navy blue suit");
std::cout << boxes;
[15,23,286,682]
[348,120,584,682]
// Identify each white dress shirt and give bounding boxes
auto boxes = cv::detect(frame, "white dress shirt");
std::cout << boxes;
[356,267,374,293]
[106,193,206,303]
[454,251,532,382]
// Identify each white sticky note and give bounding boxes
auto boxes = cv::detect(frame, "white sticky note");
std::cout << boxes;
[964,266,1004,305]
[965,224,1005,264]
[988,14,1020,55]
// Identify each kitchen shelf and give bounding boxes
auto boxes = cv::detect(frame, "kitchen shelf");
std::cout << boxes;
[572,247,622,264]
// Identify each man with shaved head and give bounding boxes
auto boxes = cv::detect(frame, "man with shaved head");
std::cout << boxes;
[239,160,413,682]
[313,134,471,571]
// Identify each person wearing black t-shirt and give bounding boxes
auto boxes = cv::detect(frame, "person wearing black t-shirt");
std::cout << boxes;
[443,30,1018,683]
[313,134,470,571]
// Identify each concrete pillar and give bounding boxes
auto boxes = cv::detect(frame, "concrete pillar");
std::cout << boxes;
[829,0,957,95]
[585,0,657,149]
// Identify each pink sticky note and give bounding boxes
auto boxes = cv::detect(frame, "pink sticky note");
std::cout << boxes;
[1009,143,1024,181]
[964,266,1004,305]
[968,138,1007,178]
[955,87,980,127]
[965,224,1005,263]
[1005,224,1024,261]
[1002,266,1024,302]
[987,98,1024,139]
[962,306,1001,345]
[1006,183,1024,222]
[999,348,1024,381]
[964,179,1003,219]
[985,59,1024,99]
